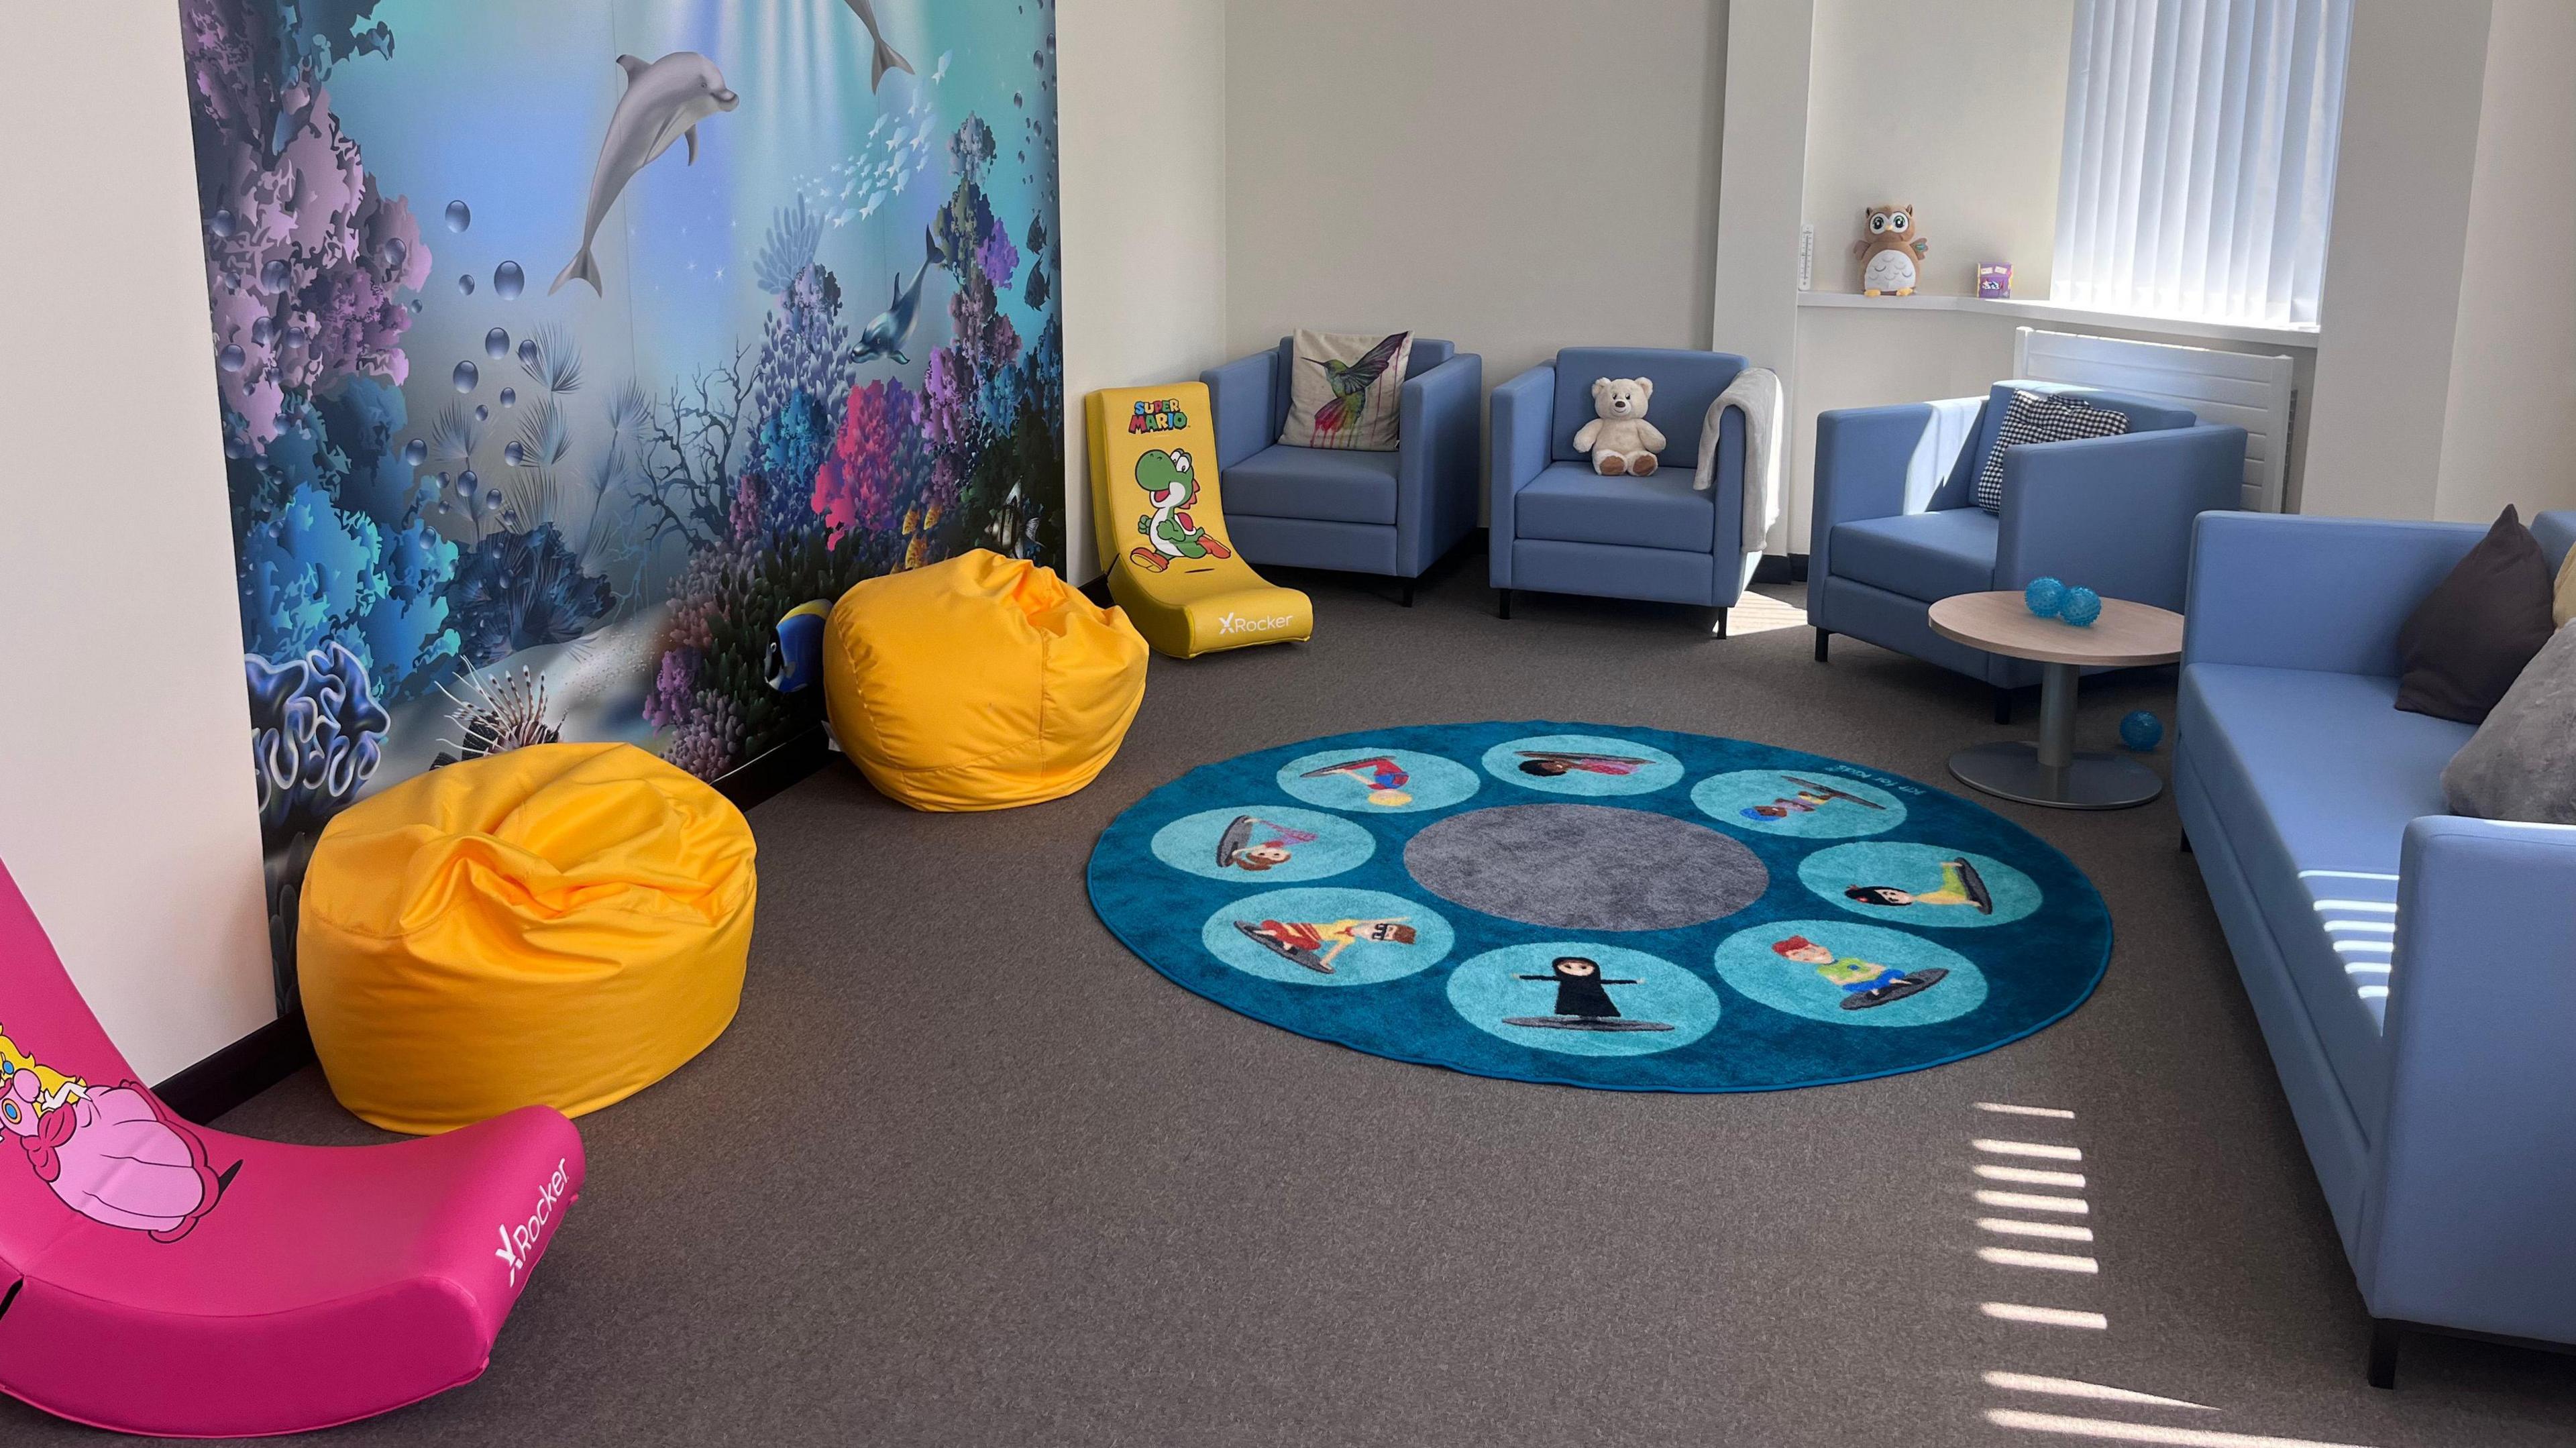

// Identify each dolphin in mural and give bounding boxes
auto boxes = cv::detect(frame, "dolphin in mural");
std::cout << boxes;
[551,52,741,296]
[840,0,916,92]
[853,228,945,367]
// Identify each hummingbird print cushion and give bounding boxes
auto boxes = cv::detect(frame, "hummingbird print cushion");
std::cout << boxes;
[1280,328,1414,451]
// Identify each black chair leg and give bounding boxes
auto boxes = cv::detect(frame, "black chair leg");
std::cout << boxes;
[1399,579,1415,608]
[1993,687,2015,726]
[1813,628,1831,663]
[1711,606,1729,639]
[1496,588,1512,620]
[2368,1320,2402,1390]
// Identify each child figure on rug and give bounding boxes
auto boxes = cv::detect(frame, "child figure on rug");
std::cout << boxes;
[1233,917,1417,974]
[1739,775,1888,823]
[1216,816,1322,873]
[1770,935,1949,1011]
[1515,750,1652,778]
[1845,856,1993,914]
[1502,956,1675,1032]
[1299,756,1413,807]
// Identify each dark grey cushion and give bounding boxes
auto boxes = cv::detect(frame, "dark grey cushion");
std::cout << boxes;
[2443,622,2576,825]
[2396,505,2559,723]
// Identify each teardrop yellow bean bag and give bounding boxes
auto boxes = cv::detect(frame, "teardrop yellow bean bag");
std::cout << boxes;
[824,549,1148,811]
[299,742,757,1135]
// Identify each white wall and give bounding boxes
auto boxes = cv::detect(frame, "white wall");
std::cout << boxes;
[2300,0,2493,520]
[1222,0,1730,394]
[0,5,278,1080]
[1055,0,1231,583]
[1709,0,1814,556]
[1803,0,2073,300]
[2432,0,2576,524]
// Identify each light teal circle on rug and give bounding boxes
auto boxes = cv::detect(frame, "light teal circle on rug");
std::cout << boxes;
[1200,888,1456,987]
[1800,842,2040,928]
[1446,943,1721,1056]
[1150,806,1375,883]
[1692,769,1909,838]
[1482,733,1685,796]
[1276,747,1481,814]
[1713,919,1988,1027]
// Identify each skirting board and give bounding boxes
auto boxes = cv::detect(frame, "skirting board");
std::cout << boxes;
[152,723,838,1124]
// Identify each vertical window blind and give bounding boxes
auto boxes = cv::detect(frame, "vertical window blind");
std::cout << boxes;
[2051,0,2353,329]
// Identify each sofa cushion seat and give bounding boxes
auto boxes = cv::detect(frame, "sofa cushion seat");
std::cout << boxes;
[2180,663,2478,1137]
[1513,461,1715,552]
[1226,444,1399,526]
[1829,508,1998,603]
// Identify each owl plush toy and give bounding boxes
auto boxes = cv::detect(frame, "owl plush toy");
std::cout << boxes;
[1852,203,1929,296]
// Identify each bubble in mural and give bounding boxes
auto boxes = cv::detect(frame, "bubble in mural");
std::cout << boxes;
[498,387,517,408]
[402,439,427,467]
[380,237,409,273]
[250,317,274,347]
[458,273,476,296]
[485,327,511,359]
[504,442,527,466]
[516,339,539,370]
[484,488,504,508]
[259,259,288,293]
[452,361,478,392]
[474,404,489,422]
[208,208,236,239]
[458,469,479,495]
[218,343,245,372]
[492,262,525,299]
[444,199,472,232]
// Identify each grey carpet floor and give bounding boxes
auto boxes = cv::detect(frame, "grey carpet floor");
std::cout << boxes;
[17,556,2576,1446]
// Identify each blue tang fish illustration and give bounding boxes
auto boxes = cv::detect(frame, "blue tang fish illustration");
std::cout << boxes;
[764,600,833,693]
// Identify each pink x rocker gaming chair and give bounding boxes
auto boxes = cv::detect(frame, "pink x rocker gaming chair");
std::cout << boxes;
[0,859,583,1437]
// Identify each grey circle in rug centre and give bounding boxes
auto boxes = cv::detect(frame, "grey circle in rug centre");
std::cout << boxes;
[1403,802,1768,930]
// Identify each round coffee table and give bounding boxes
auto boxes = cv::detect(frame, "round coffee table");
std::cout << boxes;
[1928,591,2183,810]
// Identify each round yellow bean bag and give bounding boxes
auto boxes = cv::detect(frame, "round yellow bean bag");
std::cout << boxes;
[299,742,756,1134]
[825,549,1149,811]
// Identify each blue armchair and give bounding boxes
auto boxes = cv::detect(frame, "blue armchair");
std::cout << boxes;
[1201,337,1482,605]
[1489,347,1754,634]
[1810,382,2247,720]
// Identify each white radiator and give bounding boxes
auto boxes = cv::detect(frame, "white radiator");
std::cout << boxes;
[2012,327,2296,513]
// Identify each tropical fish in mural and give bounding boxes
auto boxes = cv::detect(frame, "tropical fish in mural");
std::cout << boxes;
[1305,331,1409,443]
[763,600,831,693]
[853,228,945,367]
[839,0,915,91]
[551,52,741,296]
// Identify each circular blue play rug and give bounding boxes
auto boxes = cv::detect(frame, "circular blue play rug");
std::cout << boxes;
[1086,723,2112,1092]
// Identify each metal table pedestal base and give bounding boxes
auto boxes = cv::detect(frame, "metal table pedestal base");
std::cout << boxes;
[1949,660,2162,810]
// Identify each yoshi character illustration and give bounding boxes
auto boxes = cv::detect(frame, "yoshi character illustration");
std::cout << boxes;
[1128,447,1234,573]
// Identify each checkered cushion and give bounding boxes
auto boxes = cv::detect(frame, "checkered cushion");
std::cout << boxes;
[1974,390,2132,513]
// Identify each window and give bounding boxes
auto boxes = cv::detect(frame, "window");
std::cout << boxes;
[2051,0,2353,330]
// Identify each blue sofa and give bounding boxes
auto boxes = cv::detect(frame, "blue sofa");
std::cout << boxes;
[2177,509,2576,1386]
[1812,383,2246,720]
[1201,337,1482,605]
[1489,347,1754,634]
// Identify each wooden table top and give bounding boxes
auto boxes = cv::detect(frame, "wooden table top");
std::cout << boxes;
[1927,591,2184,667]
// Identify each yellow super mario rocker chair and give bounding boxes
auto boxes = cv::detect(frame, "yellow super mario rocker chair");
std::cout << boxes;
[1087,383,1313,658]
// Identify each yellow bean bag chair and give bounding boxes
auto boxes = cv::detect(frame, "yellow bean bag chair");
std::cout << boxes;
[1087,383,1314,658]
[299,742,756,1135]
[824,549,1148,811]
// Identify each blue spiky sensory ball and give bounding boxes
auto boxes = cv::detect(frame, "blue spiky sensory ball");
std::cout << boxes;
[2120,710,2163,752]
[2025,577,2067,617]
[2060,586,2102,627]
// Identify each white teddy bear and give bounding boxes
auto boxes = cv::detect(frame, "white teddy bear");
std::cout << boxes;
[1572,377,1666,476]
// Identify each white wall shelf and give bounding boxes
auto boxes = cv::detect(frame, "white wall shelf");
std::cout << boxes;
[1796,290,2320,349]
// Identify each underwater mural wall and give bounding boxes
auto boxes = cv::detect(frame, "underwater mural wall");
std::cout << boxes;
[179,0,1064,1009]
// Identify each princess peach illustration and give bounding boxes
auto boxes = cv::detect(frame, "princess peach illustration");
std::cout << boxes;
[1,1023,234,1243]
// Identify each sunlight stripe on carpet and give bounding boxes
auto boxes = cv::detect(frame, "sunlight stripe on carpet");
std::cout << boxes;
[1979,1217,2095,1243]
[1980,1302,2108,1329]
[1983,1373,2212,1410]
[1978,1103,2078,1119]
[1978,1164,2086,1188]
[1976,1189,2088,1214]
[1980,1246,2099,1273]
[1978,1139,2085,1162]
[1987,1408,2376,1447]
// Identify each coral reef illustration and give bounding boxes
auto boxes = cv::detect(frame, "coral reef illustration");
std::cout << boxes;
[180,0,1063,1006]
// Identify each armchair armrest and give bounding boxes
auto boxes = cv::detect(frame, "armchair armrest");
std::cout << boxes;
[2534,509,2575,571]
[1202,350,1279,471]
[1395,352,1483,576]
[1994,423,2246,610]
[2182,513,2485,675]
[2362,816,2576,1336]
[1809,403,1935,627]
[1489,364,1555,588]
